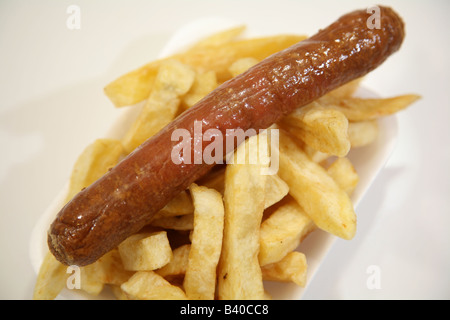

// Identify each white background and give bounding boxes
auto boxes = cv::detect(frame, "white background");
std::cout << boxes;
[1,0,449,299]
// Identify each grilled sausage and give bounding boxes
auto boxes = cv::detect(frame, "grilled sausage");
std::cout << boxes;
[48,6,405,266]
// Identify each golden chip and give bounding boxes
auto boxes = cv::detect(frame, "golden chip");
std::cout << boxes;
[228,57,259,77]
[33,252,67,300]
[320,94,420,121]
[121,59,195,153]
[182,70,218,109]
[327,157,359,196]
[183,183,224,299]
[118,231,172,271]
[153,190,194,219]
[104,34,306,107]
[65,138,124,202]
[156,244,191,278]
[121,271,187,300]
[259,197,315,266]
[261,251,307,287]
[278,130,356,240]
[217,133,269,300]
[348,120,379,148]
[190,25,246,48]
[279,104,350,157]
[327,77,363,98]
[264,174,289,209]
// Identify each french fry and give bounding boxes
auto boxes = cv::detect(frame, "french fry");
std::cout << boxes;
[110,285,128,300]
[104,62,161,108]
[326,77,364,99]
[348,120,379,147]
[182,35,306,83]
[183,183,224,300]
[327,157,359,196]
[121,271,187,300]
[79,261,104,296]
[261,251,307,287]
[78,248,133,296]
[320,94,420,121]
[190,25,246,48]
[264,174,289,209]
[259,197,315,266]
[77,248,132,297]
[118,231,173,271]
[153,190,194,219]
[217,133,269,300]
[65,138,125,202]
[302,143,331,163]
[182,70,218,109]
[278,130,356,240]
[196,165,226,194]
[228,57,259,77]
[121,59,195,153]
[33,252,67,300]
[104,34,306,107]
[156,244,191,278]
[96,249,133,286]
[279,104,350,157]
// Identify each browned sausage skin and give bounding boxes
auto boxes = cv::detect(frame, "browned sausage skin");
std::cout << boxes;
[48,6,405,266]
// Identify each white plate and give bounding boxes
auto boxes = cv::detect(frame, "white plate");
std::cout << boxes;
[29,18,398,300]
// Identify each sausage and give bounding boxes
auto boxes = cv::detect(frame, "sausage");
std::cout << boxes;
[48,6,405,266]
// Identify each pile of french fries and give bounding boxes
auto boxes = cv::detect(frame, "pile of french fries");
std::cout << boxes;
[33,26,419,300]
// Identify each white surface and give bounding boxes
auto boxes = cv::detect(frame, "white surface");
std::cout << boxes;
[1,0,449,300]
